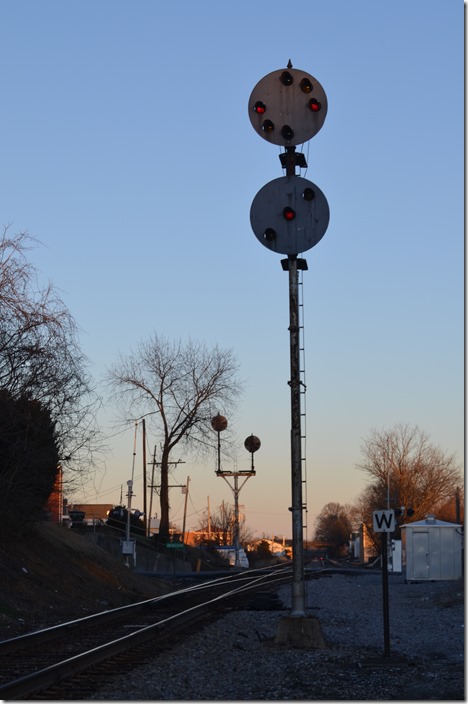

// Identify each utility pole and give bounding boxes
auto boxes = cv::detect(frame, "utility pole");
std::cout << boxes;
[147,458,186,538]
[147,446,157,537]
[182,476,190,544]
[142,418,147,537]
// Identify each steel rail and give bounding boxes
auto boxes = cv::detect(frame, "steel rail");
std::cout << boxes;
[0,563,291,656]
[0,568,293,700]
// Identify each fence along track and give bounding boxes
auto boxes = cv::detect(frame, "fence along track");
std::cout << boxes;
[0,566,293,700]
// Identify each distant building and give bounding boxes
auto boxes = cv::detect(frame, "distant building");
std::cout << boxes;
[45,467,64,524]
[68,503,114,523]
[148,517,160,535]
[350,523,378,563]
[45,482,116,528]
[184,530,231,546]
[250,538,292,558]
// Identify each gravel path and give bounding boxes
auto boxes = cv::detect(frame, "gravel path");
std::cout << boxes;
[90,570,464,701]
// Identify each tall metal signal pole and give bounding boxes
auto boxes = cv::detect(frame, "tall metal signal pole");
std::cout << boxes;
[248,62,330,646]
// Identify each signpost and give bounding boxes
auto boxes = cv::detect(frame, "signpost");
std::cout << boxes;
[373,509,395,657]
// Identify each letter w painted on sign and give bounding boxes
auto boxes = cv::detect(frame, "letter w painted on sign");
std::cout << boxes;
[373,509,395,532]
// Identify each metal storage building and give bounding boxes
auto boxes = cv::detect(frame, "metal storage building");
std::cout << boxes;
[401,515,463,582]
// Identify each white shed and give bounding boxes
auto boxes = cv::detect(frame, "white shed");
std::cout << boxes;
[401,515,463,582]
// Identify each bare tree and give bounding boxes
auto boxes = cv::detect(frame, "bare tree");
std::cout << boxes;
[0,227,102,494]
[313,502,353,557]
[354,423,462,537]
[107,335,243,541]
[435,487,464,524]
[194,501,254,547]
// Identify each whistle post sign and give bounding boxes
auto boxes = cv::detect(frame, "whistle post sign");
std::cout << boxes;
[373,509,395,533]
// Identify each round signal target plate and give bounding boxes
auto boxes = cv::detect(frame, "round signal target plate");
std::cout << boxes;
[248,67,328,147]
[250,176,329,255]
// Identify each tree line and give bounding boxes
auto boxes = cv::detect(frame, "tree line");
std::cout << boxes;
[1,227,463,547]
[0,228,100,534]
[313,423,463,556]
[0,227,242,540]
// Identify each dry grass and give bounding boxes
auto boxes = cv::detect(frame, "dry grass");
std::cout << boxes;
[0,522,168,638]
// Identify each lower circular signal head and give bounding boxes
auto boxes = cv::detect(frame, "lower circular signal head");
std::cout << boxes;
[250,176,329,255]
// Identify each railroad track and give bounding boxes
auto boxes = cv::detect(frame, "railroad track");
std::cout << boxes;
[0,565,294,700]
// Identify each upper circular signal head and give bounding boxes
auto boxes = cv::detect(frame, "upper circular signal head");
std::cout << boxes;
[250,176,329,256]
[248,67,328,147]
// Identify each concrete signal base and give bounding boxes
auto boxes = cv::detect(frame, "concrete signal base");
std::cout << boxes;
[274,615,326,649]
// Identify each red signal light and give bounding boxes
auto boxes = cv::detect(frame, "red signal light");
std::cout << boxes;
[262,120,275,133]
[283,207,296,221]
[308,98,321,112]
[253,101,266,114]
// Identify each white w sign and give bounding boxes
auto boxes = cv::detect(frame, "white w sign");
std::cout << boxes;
[373,509,395,532]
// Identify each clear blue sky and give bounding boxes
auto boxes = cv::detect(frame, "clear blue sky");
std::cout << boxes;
[1,1,463,538]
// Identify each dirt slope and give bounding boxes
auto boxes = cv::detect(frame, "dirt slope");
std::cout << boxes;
[0,522,169,639]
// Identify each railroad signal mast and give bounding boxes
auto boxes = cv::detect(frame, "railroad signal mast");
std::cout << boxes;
[249,61,329,646]
[211,413,261,568]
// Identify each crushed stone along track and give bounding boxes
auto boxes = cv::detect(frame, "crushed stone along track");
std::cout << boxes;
[0,565,294,701]
[22,605,226,701]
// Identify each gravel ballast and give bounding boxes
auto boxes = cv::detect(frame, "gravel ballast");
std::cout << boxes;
[90,570,464,701]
